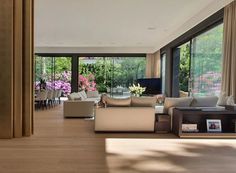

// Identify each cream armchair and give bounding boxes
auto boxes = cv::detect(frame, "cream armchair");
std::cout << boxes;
[63,100,94,118]
[63,90,100,118]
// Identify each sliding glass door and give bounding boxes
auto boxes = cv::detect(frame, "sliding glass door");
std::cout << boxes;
[78,56,146,97]
[176,23,223,96]
[191,23,223,96]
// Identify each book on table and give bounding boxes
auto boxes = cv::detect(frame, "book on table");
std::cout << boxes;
[182,124,199,132]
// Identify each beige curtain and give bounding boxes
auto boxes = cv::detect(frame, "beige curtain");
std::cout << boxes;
[0,0,34,139]
[146,50,161,78]
[222,1,236,99]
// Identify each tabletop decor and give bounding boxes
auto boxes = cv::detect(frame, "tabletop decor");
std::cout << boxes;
[129,83,146,97]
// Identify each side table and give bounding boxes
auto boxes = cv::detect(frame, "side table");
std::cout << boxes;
[155,113,171,133]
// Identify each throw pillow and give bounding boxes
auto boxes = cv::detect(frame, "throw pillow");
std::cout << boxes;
[87,91,99,98]
[80,90,87,99]
[227,95,235,105]
[67,94,73,100]
[131,96,157,107]
[217,92,228,106]
[68,92,81,100]
[191,96,218,107]
[106,97,131,107]
[164,97,193,113]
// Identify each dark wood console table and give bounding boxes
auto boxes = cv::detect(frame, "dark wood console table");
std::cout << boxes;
[173,108,236,138]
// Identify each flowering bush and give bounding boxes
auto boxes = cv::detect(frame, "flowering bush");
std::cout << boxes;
[192,71,221,96]
[35,71,97,95]
[129,83,146,96]
[34,81,40,90]
[46,81,71,95]
[34,71,72,96]
[79,74,97,91]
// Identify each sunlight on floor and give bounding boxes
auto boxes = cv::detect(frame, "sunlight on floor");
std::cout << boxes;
[105,138,236,173]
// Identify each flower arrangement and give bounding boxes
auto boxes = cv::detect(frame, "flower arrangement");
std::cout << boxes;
[129,83,146,97]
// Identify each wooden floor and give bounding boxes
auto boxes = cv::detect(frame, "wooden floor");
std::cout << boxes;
[1,104,236,173]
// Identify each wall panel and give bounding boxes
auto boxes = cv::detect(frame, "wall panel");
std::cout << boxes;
[0,0,34,138]
[0,0,14,138]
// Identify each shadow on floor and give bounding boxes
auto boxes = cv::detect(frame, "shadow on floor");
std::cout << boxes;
[105,142,236,173]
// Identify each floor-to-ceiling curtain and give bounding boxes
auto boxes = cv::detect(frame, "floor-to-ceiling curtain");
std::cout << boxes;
[146,50,161,78]
[222,1,236,99]
[0,0,34,138]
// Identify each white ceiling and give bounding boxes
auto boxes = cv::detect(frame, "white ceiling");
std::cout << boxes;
[35,0,233,54]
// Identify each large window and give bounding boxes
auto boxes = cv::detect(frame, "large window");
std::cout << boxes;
[34,56,72,96]
[34,55,146,97]
[191,23,223,96]
[161,53,166,94]
[176,23,223,96]
[178,42,191,93]
[78,57,146,97]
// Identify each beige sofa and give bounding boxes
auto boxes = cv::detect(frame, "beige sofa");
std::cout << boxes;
[162,96,225,129]
[63,91,100,118]
[95,96,156,132]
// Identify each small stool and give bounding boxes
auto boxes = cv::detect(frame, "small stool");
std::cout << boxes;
[155,114,171,133]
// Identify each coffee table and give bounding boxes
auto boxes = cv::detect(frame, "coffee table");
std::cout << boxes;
[173,108,236,138]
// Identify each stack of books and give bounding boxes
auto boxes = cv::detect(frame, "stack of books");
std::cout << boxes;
[182,124,199,133]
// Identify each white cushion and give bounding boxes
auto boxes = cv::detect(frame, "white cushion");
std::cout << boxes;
[217,92,228,106]
[79,91,87,100]
[191,96,218,107]
[227,95,235,105]
[87,91,99,98]
[164,97,193,113]
[68,92,81,100]
[81,90,87,99]
[85,97,100,104]
[77,92,83,100]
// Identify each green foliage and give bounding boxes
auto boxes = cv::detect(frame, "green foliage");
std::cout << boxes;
[34,56,71,81]
[55,57,71,73]
[178,23,223,96]
[179,43,190,92]
[79,57,146,93]
[35,56,146,93]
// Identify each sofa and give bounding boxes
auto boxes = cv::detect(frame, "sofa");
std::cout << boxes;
[162,96,225,130]
[63,90,100,118]
[95,96,156,132]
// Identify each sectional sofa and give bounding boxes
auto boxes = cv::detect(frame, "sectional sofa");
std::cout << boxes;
[95,95,228,132]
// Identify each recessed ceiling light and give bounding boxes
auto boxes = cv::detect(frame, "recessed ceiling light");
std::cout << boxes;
[147,27,156,30]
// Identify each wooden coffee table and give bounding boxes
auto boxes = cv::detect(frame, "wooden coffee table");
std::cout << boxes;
[173,108,236,138]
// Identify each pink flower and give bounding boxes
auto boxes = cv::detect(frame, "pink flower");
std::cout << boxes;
[78,74,97,91]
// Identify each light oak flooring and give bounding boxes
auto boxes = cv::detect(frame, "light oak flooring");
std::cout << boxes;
[1,104,236,173]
